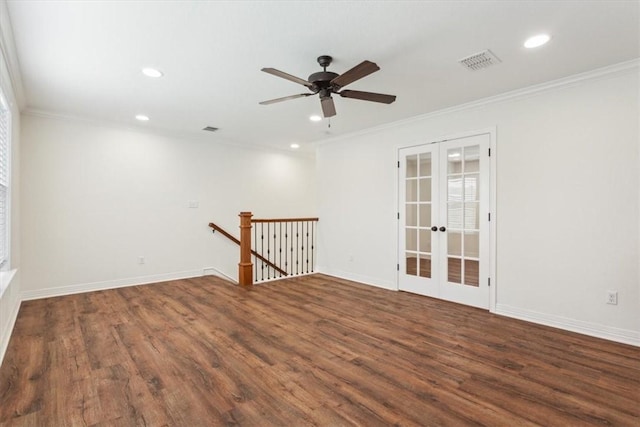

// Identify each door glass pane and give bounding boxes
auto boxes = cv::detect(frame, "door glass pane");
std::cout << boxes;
[464,231,479,258]
[447,149,462,173]
[419,229,431,253]
[464,260,479,286]
[406,155,417,178]
[419,178,431,201]
[464,146,480,173]
[464,202,479,229]
[406,229,417,251]
[464,174,479,201]
[419,204,431,227]
[419,154,431,177]
[448,202,463,229]
[406,180,417,202]
[419,254,431,278]
[406,204,417,227]
[406,253,417,276]
[448,176,463,201]
[448,231,461,256]
[448,258,462,284]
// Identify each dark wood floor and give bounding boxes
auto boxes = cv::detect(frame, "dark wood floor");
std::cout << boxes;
[0,274,638,426]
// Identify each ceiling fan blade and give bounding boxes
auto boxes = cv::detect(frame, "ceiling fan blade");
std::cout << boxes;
[261,68,313,88]
[321,97,336,118]
[339,90,396,104]
[330,60,380,89]
[259,93,312,105]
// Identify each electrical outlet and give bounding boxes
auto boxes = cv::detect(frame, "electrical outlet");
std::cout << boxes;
[138,256,145,265]
[606,291,618,305]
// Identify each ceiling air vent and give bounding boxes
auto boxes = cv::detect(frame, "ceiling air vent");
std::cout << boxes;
[202,126,219,132]
[458,49,501,71]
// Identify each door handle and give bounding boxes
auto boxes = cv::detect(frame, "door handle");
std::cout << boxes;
[431,226,438,232]
[439,226,446,232]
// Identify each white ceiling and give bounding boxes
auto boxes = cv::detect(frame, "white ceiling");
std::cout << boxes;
[5,1,640,151]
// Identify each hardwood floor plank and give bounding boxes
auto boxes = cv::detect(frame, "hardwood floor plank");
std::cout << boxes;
[1,273,639,426]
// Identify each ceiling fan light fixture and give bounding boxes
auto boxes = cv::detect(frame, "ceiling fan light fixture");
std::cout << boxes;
[142,67,163,78]
[524,34,551,49]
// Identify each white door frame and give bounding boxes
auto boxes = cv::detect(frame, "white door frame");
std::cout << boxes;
[396,127,497,312]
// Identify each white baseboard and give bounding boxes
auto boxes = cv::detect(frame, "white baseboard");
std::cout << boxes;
[0,296,21,366]
[316,267,396,291]
[21,269,205,301]
[495,303,640,347]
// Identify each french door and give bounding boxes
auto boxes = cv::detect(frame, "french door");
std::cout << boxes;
[398,133,491,309]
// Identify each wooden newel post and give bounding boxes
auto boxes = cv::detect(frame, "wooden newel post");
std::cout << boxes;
[238,211,253,286]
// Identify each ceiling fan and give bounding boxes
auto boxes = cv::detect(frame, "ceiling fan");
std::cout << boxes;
[259,55,396,118]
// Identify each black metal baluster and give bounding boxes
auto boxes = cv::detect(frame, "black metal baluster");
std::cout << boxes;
[278,222,281,278]
[290,221,294,275]
[268,222,271,279]
[260,223,264,281]
[272,225,276,278]
[254,221,258,282]
[300,221,305,274]
[305,221,309,273]
[300,221,309,273]
[311,220,315,272]
[296,221,299,275]
[285,222,288,275]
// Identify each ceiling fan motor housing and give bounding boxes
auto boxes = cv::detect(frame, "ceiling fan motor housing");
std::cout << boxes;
[308,71,339,94]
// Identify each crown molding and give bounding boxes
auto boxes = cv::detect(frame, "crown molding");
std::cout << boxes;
[0,0,26,109]
[316,58,640,147]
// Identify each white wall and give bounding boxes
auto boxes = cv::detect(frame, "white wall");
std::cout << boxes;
[317,63,640,345]
[0,0,22,365]
[20,114,316,297]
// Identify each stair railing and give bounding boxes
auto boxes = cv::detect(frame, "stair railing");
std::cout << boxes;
[209,218,287,281]
[210,212,318,286]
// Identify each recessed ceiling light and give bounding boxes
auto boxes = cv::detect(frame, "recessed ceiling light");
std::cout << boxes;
[524,34,551,49]
[309,115,322,122]
[135,114,150,121]
[290,143,300,149]
[142,67,163,78]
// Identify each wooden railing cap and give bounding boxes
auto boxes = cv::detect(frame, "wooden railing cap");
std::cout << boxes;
[252,217,319,223]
